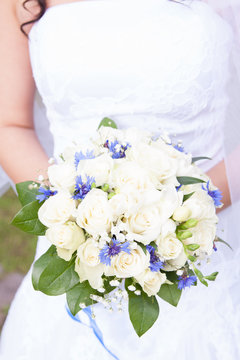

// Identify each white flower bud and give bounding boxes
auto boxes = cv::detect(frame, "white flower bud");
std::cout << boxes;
[176,270,184,276]
[128,285,136,291]
[48,157,55,164]
[79,303,86,309]
[97,287,105,293]
[117,233,126,243]
[134,290,141,296]
[109,280,120,287]
[173,206,191,222]
[129,241,138,250]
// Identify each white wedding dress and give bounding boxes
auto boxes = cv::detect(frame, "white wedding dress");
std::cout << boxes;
[1,0,240,359]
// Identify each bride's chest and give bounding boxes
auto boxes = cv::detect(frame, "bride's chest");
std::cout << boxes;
[29,0,232,119]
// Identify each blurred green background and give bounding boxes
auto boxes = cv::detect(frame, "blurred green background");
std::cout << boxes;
[0,188,37,331]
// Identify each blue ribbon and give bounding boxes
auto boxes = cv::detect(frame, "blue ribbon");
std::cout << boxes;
[66,305,119,360]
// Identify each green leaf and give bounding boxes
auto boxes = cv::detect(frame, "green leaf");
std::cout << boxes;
[137,242,147,254]
[194,267,208,287]
[186,244,200,252]
[204,272,219,281]
[98,117,118,129]
[149,241,157,250]
[187,255,197,262]
[177,176,206,185]
[16,181,39,206]
[32,245,56,290]
[66,281,97,316]
[183,192,195,202]
[165,271,179,283]
[125,278,159,337]
[215,237,233,251]
[11,200,47,235]
[37,254,80,295]
[192,156,212,163]
[157,283,182,307]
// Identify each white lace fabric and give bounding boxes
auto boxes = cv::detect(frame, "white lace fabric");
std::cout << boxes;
[0,1,240,359]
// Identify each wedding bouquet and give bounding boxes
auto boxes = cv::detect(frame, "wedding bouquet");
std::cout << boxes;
[12,118,226,336]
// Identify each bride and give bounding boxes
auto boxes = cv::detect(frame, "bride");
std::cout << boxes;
[0,0,239,359]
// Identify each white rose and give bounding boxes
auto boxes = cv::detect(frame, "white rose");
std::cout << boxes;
[182,190,217,222]
[127,203,162,245]
[111,161,155,191]
[127,143,178,186]
[46,222,85,261]
[157,232,183,260]
[158,185,183,223]
[153,138,187,160]
[77,153,113,187]
[160,219,177,237]
[184,220,216,256]
[48,163,76,191]
[135,269,166,297]
[163,248,188,271]
[108,245,150,278]
[38,192,76,227]
[121,128,152,146]
[109,189,147,219]
[95,126,121,146]
[152,138,194,177]
[56,248,75,261]
[108,192,130,220]
[76,189,113,236]
[75,238,104,289]
[126,187,181,245]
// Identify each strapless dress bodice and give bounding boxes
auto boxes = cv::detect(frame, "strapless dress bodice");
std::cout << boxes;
[28,0,233,169]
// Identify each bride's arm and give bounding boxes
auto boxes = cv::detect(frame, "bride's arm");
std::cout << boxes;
[0,0,49,183]
[207,160,231,211]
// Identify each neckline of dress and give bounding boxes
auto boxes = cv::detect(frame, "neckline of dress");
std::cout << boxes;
[28,0,110,38]
[28,0,169,39]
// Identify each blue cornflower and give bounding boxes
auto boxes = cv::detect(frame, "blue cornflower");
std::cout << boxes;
[202,181,223,207]
[105,140,131,159]
[146,245,164,272]
[177,274,197,290]
[213,241,217,252]
[176,184,183,192]
[99,237,131,266]
[36,187,57,203]
[174,144,185,153]
[72,175,95,200]
[74,150,95,169]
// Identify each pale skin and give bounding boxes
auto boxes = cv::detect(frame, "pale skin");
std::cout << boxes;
[0,0,231,210]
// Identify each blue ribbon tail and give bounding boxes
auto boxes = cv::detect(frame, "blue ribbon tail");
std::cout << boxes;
[65,305,119,360]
